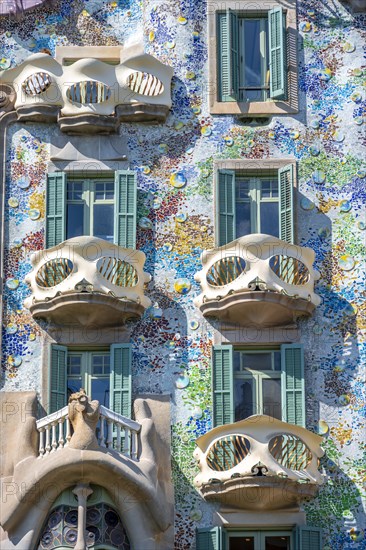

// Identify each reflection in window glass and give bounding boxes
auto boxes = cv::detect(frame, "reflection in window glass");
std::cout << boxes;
[265,535,291,550]
[67,203,84,239]
[230,536,255,550]
[234,378,254,421]
[262,378,282,419]
[93,204,114,241]
[260,202,279,237]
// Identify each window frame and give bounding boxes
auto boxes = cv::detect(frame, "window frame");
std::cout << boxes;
[214,159,296,247]
[226,529,294,549]
[46,170,137,248]
[234,347,282,420]
[208,0,298,116]
[48,343,132,416]
[67,349,111,407]
[66,176,115,241]
[212,343,305,428]
[235,174,279,236]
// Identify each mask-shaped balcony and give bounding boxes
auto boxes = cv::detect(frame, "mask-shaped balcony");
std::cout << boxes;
[194,234,321,327]
[193,415,325,511]
[0,47,173,133]
[24,236,151,327]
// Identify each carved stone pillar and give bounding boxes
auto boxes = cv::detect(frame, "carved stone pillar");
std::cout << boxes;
[72,483,93,550]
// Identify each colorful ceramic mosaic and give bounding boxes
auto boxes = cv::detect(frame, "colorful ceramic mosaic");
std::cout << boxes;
[0,0,365,548]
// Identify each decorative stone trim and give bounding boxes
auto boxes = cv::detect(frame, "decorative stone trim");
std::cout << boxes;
[0,48,173,134]
[194,233,321,327]
[194,415,325,510]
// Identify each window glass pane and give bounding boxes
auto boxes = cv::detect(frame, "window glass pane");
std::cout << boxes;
[67,203,84,239]
[105,181,115,199]
[94,182,105,200]
[274,351,281,371]
[67,378,82,398]
[271,181,279,197]
[244,19,262,89]
[262,378,282,419]
[261,180,271,198]
[93,204,114,241]
[265,536,291,550]
[92,354,110,375]
[236,180,250,199]
[67,356,81,376]
[234,378,254,420]
[67,182,83,200]
[234,351,241,372]
[236,201,251,237]
[230,536,255,550]
[91,378,110,407]
[242,353,272,371]
[260,202,279,237]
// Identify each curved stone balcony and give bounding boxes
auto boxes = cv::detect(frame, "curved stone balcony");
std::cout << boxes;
[193,415,325,511]
[0,47,173,133]
[24,236,151,327]
[0,391,173,549]
[194,234,321,327]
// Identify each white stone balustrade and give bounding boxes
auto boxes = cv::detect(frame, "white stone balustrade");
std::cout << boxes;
[36,404,141,459]
[193,415,325,510]
[24,236,151,326]
[194,234,321,327]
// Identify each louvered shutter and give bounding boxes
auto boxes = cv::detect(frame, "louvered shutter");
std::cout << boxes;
[295,526,322,550]
[278,164,294,244]
[49,345,68,413]
[217,170,236,246]
[114,171,137,249]
[46,172,66,247]
[212,346,234,427]
[196,527,223,550]
[268,6,287,99]
[110,344,132,417]
[217,10,239,101]
[281,344,305,427]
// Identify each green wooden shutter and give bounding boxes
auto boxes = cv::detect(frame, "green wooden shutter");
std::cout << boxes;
[217,10,239,101]
[295,526,322,550]
[114,171,137,248]
[278,164,294,244]
[110,344,132,417]
[281,344,305,427]
[212,345,234,427]
[268,6,287,99]
[49,345,68,413]
[196,527,223,550]
[217,170,236,246]
[46,172,67,248]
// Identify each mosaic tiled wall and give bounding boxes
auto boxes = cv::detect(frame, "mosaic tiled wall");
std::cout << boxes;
[0,1,365,548]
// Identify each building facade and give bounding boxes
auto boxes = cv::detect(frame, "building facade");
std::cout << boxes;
[0,0,365,549]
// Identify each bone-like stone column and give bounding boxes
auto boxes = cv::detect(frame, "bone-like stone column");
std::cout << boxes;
[72,483,93,550]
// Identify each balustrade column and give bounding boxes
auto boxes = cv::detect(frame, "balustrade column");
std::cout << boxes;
[72,483,93,550]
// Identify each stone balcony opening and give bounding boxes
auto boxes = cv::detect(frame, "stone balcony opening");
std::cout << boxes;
[194,415,325,511]
[24,236,152,327]
[194,234,321,327]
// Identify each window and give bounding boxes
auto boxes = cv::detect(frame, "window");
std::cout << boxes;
[218,9,285,103]
[212,344,305,428]
[46,171,137,249]
[228,530,292,550]
[67,351,111,406]
[49,344,132,416]
[208,1,297,115]
[216,164,294,245]
[233,349,282,421]
[66,179,115,242]
[196,527,322,550]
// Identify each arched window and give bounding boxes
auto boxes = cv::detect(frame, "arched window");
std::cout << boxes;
[37,485,130,549]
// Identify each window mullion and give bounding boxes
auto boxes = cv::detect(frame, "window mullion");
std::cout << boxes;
[82,352,90,395]
[85,180,92,236]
